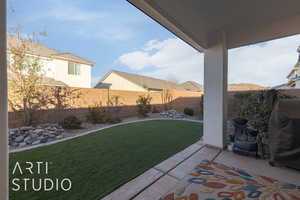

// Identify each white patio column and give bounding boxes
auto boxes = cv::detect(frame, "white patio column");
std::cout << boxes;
[0,0,8,199]
[203,32,228,149]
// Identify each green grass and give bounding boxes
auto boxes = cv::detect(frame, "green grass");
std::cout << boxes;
[10,120,202,200]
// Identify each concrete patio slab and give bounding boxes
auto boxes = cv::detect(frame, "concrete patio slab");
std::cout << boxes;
[168,146,221,179]
[133,175,179,200]
[101,168,163,200]
[101,144,300,200]
[155,142,204,172]
[215,150,300,185]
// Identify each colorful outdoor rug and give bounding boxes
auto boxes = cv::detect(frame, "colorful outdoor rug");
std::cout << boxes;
[160,160,300,200]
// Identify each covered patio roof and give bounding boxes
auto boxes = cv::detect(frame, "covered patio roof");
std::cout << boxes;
[128,0,300,51]
[127,0,300,149]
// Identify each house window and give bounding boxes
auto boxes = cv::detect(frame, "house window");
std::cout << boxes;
[68,62,81,75]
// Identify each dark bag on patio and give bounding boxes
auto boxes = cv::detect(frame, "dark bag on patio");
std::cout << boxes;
[268,100,300,170]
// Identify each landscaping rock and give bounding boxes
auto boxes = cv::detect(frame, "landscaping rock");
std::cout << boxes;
[40,138,48,143]
[9,124,65,149]
[15,135,24,143]
[32,140,41,146]
[56,135,64,140]
[19,142,27,148]
[160,110,186,119]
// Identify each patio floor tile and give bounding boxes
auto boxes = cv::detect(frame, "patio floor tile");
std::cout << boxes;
[168,146,220,179]
[101,168,163,200]
[154,142,204,172]
[215,150,300,185]
[133,175,179,200]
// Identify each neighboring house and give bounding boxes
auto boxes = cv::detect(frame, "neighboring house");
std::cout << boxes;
[95,70,187,92]
[7,36,94,88]
[96,70,267,92]
[180,81,203,92]
[286,47,300,88]
[273,46,300,89]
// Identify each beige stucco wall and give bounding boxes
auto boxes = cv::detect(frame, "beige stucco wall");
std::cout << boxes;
[51,59,91,88]
[102,72,147,92]
[8,53,92,88]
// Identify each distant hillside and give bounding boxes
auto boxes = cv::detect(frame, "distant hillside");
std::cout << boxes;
[228,83,267,91]
[185,83,267,92]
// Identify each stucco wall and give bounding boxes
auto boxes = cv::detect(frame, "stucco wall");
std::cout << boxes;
[52,59,91,88]
[8,86,202,127]
[101,72,147,92]
[8,53,92,88]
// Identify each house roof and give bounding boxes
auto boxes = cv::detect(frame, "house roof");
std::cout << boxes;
[40,77,69,87]
[128,0,300,51]
[180,81,203,92]
[7,36,94,66]
[98,70,186,91]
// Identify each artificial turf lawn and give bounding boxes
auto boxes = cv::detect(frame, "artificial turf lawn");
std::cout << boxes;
[9,120,202,200]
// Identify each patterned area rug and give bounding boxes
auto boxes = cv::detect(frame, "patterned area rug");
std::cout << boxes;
[160,160,300,200]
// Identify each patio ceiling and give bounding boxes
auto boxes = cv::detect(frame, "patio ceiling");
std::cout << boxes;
[128,0,300,51]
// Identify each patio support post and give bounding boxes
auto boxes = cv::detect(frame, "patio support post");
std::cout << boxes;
[203,32,228,149]
[0,0,8,199]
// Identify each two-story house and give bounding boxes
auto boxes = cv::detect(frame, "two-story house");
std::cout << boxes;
[273,46,300,89]
[7,36,94,88]
[286,46,300,88]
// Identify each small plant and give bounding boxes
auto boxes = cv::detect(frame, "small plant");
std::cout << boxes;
[161,89,173,110]
[184,107,194,116]
[59,115,82,129]
[86,102,107,124]
[152,106,160,113]
[136,95,152,117]
[106,116,122,124]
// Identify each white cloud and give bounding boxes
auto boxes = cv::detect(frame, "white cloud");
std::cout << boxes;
[46,7,108,21]
[117,35,300,86]
[117,38,204,82]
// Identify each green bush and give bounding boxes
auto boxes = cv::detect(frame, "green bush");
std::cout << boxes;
[233,89,296,133]
[86,103,107,124]
[86,102,123,124]
[152,106,160,113]
[106,116,122,124]
[136,95,152,117]
[184,107,194,116]
[59,115,82,129]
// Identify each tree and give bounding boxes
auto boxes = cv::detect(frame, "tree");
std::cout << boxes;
[48,86,81,110]
[136,95,152,117]
[161,89,173,110]
[8,34,49,125]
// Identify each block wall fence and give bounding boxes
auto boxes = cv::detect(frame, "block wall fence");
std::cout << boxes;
[8,86,300,128]
[8,86,202,128]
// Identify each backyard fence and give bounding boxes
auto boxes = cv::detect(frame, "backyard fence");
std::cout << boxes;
[8,86,202,128]
[8,86,300,128]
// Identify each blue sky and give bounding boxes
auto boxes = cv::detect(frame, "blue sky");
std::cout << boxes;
[7,0,176,86]
[7,0,300,87]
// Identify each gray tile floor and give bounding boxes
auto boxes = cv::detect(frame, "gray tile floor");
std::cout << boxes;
[102,141,300,200]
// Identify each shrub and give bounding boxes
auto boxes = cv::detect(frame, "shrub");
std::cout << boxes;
[184,107,194,116]
[136,95,152,117]
[106,116,122,124]
[86,101,123,124]
[86,103,107,124]
[59,116,82,129]
[152,106,160,113]
[232,89,296,133]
